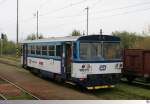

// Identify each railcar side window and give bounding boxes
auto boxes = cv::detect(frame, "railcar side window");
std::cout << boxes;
[42,45,47,55]
[56,45,62,56]
[36,45,41,55]
[48,45,55,56]
[31,45,35,54]
[28,45,31,54]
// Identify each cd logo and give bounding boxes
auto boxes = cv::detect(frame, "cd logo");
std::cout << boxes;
[99,65,106,71]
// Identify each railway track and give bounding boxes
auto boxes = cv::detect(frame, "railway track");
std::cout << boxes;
[0,59,18,68]
[0,76,40,100]
[0,94,7,100]
[121,79,150,90]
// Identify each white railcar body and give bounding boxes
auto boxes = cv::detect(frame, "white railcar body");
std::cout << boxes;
[21,35,122,89]
[27,57,61,74]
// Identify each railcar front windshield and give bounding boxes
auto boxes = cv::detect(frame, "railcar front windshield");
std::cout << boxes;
[80,42,121,60]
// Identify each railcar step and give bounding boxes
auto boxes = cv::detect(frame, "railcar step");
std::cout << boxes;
[65,81,76,86]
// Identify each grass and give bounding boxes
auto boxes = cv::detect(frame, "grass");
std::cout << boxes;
[91,83,150,100]
[6,92,36,100]
[0,55,20,62]
[0,55,149,100]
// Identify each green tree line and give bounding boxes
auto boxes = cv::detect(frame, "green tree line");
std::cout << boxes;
[1,30,150,57]
[112,31,150,49]
[0,35,16,56]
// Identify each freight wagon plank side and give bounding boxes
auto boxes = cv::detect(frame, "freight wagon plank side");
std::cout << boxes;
[123,49,150,82]
[143,51,150,78]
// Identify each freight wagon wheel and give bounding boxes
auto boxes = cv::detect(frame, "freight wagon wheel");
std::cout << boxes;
[126,76,135,83]
[146,78,150,83]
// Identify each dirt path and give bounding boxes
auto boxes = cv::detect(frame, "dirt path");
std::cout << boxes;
[0,63,98,100]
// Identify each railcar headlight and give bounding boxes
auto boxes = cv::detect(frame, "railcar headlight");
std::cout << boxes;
[82,64,85,68]
[115,64,119,69]
[86,64,91,69]
[115,63,123,69]
[119,64,123,68]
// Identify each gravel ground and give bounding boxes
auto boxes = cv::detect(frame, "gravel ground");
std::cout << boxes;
[0,63,98,100]
[0,60,149,100]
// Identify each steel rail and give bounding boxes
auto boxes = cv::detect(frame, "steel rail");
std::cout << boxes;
[0,76,40,100]
[121,79,150,90]
[0,94,7,100]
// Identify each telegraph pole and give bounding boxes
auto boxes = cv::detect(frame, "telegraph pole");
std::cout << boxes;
[0,38,2,56]
[17,0,19,44]
[85,7,89,36]
[16,0,19,57]
[100,29,103,35]
[36,10,39,39]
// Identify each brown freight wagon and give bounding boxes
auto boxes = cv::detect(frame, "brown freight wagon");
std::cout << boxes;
[123,49,150,82]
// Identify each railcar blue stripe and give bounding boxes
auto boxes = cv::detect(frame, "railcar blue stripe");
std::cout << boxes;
[72,60,122,63]
[28,55,61,61]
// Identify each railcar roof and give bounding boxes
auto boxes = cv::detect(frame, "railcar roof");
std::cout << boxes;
[21,35,120,43]
[21,36,81,43]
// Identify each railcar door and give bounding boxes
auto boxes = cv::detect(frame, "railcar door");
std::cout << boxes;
[22,44,28,67]
[63,43,72,80]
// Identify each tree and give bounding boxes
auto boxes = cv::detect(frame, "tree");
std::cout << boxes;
[112,31,142,49]
[26,33,44,40]
[0,34,16,56]
[70,30,81,36]
[39,34,44,39]
[26,33,36,40]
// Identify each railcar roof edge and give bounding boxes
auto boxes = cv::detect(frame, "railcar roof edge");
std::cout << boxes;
[21,35,120,43]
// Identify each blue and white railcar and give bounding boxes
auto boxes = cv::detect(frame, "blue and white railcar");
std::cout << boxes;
[21,35,122,90]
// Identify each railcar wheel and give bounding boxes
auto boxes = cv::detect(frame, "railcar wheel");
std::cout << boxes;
[38,72,43,78]
[55,74,64,83]
[126,76,135,83]
[146,78,150,83]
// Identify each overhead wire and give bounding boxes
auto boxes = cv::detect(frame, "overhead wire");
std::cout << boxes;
[29,1,150,33]
[90,0,102,8]
[50,0,101,20]
[39,0,88,16]
[91,1,150,14]
[20,0,89,24]
[3,0,150,36]
[44,6,150,31]
[93,7,150,20]
[3,1,150,27]
[39,1,150,21]
[38,0,53,11]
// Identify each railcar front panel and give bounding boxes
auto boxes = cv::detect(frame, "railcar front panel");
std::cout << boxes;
[72,62,122,78]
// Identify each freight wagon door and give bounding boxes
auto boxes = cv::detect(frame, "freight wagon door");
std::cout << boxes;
[143,52,150,78]
[124,50,143,75]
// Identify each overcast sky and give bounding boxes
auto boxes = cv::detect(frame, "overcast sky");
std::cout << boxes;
[0,0,150,42]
